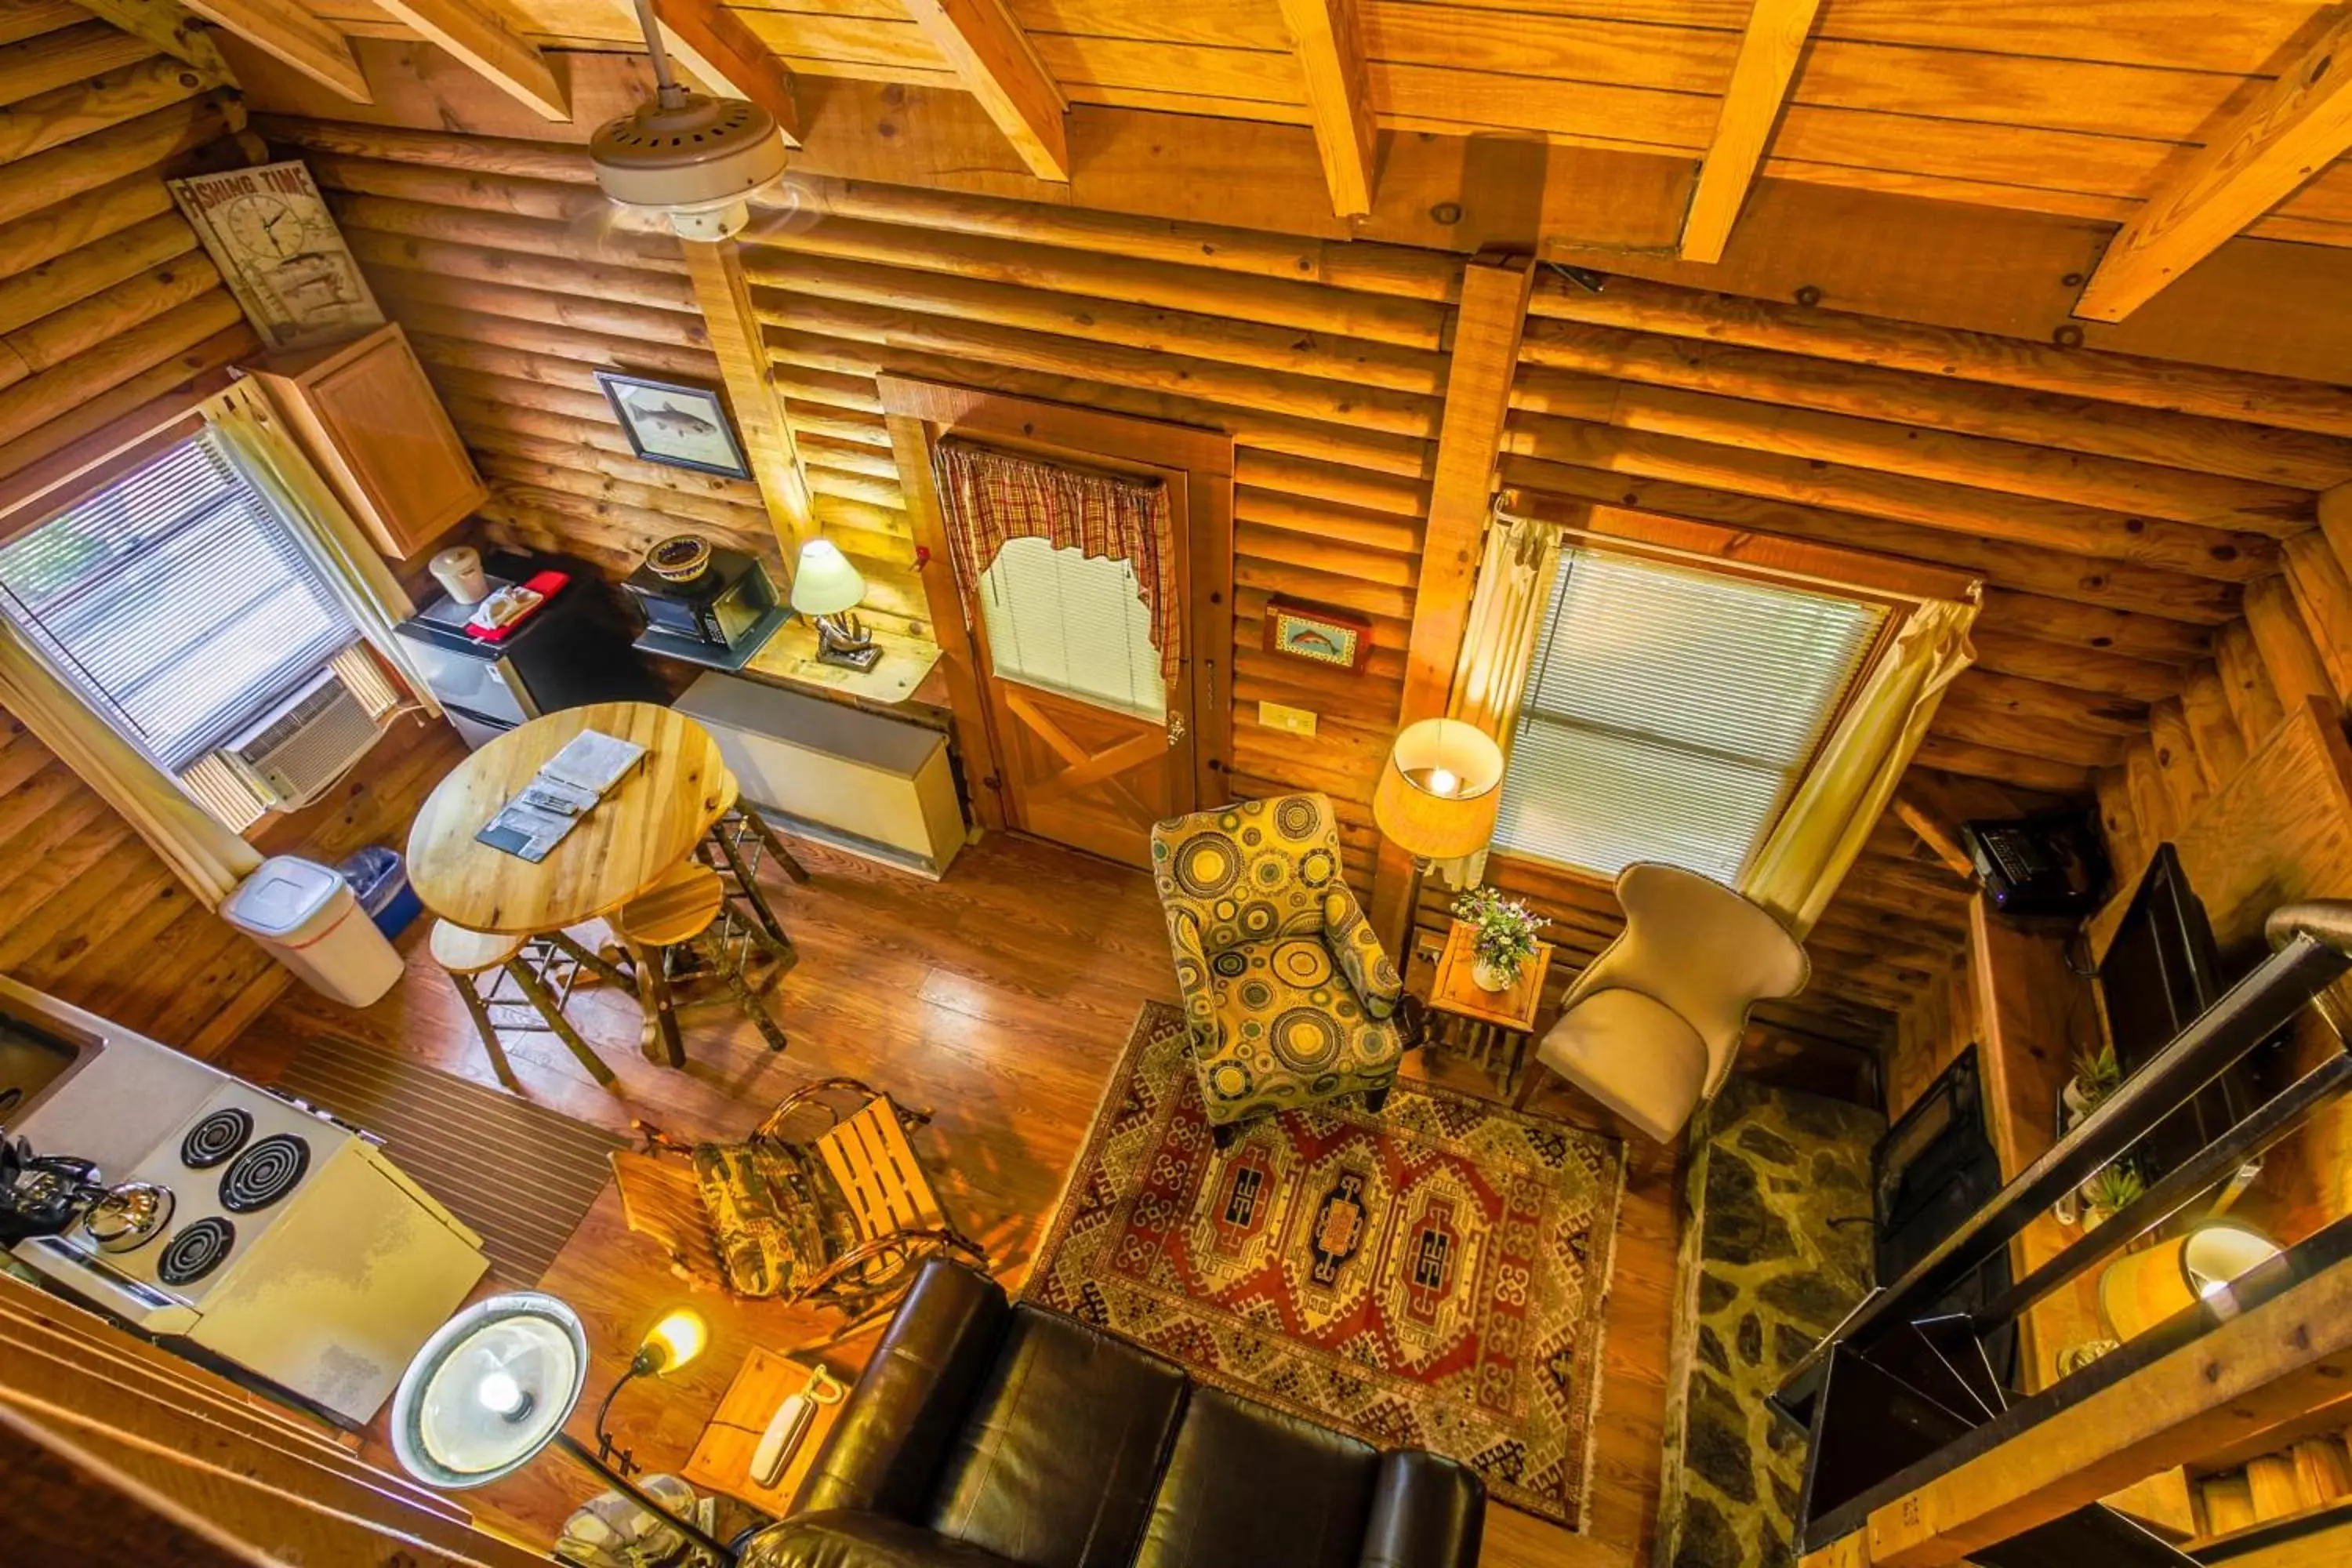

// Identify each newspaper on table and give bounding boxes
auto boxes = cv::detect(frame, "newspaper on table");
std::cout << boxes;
[475,729,648,862]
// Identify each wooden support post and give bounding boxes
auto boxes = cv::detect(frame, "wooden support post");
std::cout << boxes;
[71,0,237,88]
[372,0,568,121]
[180,0,372,102]
[2074,8,2352,321]
[678,234,813,561]
[1275,0,1377,219]
[649,0,800,147]
[897,0,1067,183]
[1680,0,1824,263]
[1367,254,1536,952]
[1802,1242,2352,1566]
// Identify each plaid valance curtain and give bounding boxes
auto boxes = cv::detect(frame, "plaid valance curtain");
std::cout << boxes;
[934,438,1181,687]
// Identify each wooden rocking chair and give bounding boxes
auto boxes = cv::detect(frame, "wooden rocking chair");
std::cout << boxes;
[621,1078,985,1317]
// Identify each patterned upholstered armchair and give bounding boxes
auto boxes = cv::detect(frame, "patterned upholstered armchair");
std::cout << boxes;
[1150,793,1410,1145]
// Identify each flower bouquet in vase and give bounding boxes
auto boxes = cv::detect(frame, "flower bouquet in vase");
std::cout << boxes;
[1452,886,1544,993]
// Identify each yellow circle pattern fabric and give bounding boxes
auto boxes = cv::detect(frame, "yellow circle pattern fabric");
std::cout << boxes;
[1150,793,1407,1129]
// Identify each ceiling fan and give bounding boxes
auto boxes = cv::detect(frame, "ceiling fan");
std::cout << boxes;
[589,0,789,241]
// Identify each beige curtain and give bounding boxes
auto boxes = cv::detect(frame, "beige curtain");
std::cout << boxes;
[204,383,439,716]
[0,623,261,908]
[1434,511,1563,888]
[1740,592,1980,938]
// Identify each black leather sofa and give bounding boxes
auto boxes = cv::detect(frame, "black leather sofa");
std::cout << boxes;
[739,1258,1485,1568]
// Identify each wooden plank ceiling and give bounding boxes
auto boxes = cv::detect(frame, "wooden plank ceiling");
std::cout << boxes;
[159,0,2352,318]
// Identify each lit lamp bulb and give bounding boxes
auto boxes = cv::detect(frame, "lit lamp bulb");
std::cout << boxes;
[1374,718,1504,862]
[632,1308,708,1377]
[475,1368,530,1421]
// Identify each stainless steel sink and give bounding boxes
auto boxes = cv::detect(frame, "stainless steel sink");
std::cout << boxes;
[0,1009,84,1127]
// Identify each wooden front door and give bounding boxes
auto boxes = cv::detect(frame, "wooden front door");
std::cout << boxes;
[880,379,1234,873]
[985,673,1185,866]
[962,508,1196,869]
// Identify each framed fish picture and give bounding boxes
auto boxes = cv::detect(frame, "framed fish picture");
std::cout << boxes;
[594,371,753,481]
[1264,597,1373,673]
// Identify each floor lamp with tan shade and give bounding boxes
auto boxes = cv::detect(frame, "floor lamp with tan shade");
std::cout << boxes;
[1374,718,1506,987]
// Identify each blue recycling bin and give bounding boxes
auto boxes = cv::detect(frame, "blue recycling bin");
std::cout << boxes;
[339,845,423,940]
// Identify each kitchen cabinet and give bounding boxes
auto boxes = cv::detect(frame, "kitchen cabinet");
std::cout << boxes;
[247,323,487,561]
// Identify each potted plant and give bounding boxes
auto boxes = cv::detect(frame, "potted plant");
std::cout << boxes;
[2078,1161,2145,1229]
[2063,1043,2122,1123]
[2053,1044,2126,1227]
[1452,887,1544,993]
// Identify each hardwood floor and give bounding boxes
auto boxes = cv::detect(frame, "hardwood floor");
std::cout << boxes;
[221,829,1679,1567]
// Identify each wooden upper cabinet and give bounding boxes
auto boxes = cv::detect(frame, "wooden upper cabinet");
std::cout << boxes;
[246,324,487,561]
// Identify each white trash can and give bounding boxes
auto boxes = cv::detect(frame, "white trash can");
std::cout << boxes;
[222,855,405,1007]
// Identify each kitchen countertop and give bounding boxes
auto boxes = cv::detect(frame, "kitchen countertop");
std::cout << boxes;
[646,614,954,731]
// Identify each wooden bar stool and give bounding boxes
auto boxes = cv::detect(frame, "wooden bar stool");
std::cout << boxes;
[699,772,803,960]
[430,920,625,1090]
[612,862,790,1066]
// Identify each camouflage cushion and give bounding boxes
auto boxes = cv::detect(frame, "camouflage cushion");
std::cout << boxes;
[690,1140,858,1299]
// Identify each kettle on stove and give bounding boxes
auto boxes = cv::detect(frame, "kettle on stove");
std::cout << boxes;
[0,1130,105,1246]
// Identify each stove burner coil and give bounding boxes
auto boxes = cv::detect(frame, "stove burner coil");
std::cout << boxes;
[158,1217,235,1286]
[219,1134,309,1213]
[180,1108,252,1169]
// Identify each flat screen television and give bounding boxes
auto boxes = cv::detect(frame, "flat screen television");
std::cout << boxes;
[2096,843,2278,1179]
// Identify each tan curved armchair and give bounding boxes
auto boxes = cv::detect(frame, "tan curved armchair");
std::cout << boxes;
[1513,862,1809,1144]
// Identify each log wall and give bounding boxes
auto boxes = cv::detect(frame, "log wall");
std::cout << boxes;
[0,5,460,1052]
[244,109,2352,1069]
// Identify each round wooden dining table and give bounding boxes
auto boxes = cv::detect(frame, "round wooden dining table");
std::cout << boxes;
[407,702,731,936]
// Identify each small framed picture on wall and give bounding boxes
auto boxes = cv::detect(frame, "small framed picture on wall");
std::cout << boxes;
[594,371,754,481]
[1263,597,1374,673]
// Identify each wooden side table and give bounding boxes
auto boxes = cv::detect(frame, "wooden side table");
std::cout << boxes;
[684,1347,851,1515]
[1425,919,1555,1093]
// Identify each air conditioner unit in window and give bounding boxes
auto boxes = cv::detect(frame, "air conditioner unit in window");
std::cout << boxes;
[219,663,384,810]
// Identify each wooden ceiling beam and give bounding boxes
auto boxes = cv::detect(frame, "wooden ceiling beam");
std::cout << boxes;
[180,0,368,102]
[896,0,1067,183]
[370,0,565,121]
[1367,254,1537,951]
[648,0,800,147]
[2074,9,2352,322]
[1681,0,1824,263]
[70,0,236,89]
[1276,0,1377,219]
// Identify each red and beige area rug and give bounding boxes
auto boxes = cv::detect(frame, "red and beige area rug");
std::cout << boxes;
[1025,1001,1625,1530]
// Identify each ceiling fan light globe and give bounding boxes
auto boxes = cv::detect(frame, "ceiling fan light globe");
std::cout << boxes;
[589,91,789,230]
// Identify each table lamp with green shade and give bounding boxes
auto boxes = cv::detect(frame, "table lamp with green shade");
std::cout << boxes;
[389,1292,739,1563]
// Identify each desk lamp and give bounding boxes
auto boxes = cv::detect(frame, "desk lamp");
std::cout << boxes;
[793,539,880,671]
[390,1293,737,1564]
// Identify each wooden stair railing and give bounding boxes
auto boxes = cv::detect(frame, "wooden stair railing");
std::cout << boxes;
[0,1267,551,1566]
[1798,1229,2352,1566]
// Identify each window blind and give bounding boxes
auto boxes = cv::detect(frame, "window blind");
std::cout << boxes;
[1492,547,1886,883]
[0,430,356,773]
[977,535,1167,720]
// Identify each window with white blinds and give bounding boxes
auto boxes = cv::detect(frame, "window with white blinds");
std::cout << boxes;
[1492,547,1887,883]
[976,535,1166,720]
[0,430,358,775]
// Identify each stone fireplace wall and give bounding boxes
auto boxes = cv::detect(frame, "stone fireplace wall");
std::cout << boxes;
[1657,1076,1883,1567]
